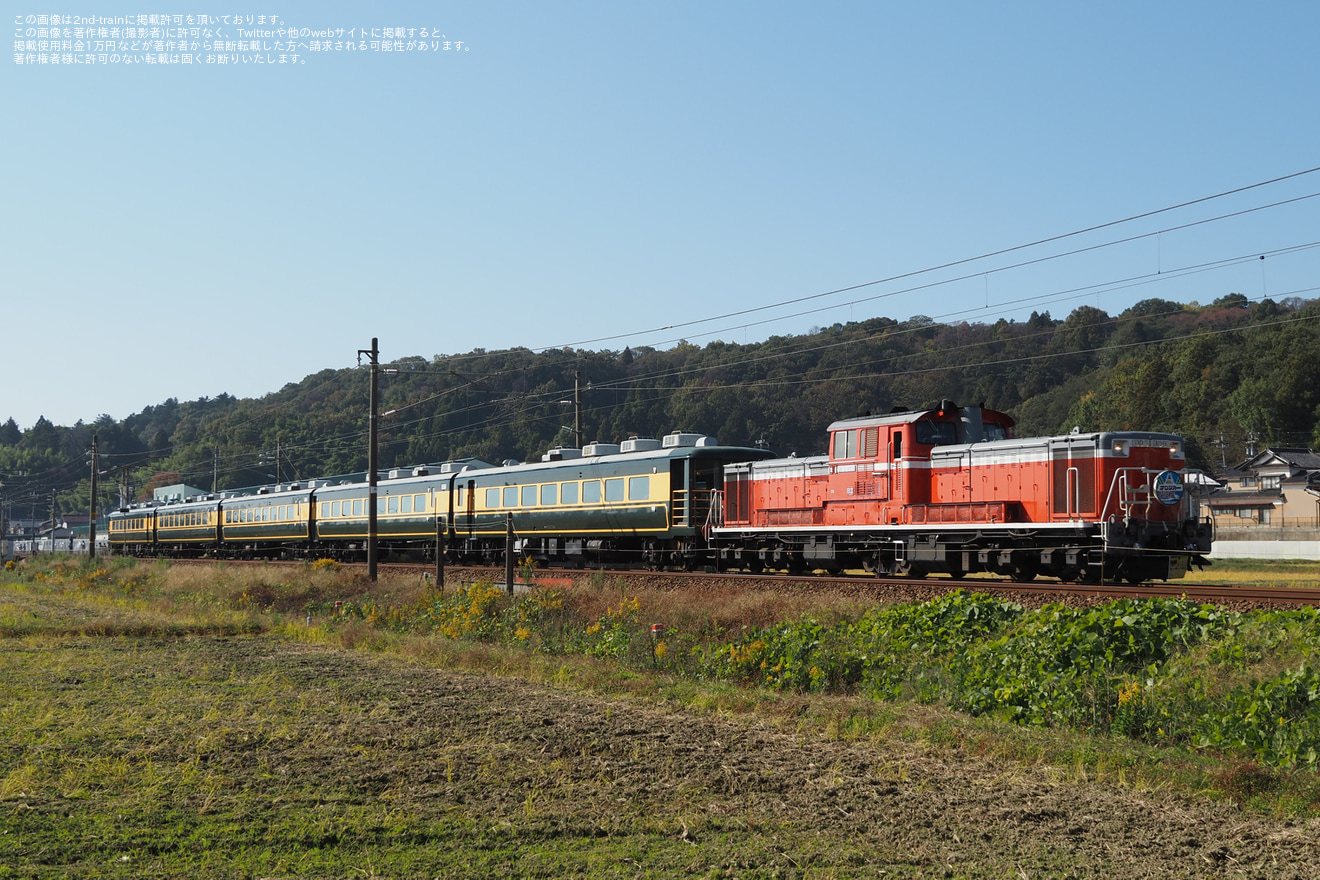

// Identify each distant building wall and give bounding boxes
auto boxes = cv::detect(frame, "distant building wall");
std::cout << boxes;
[1209,539,1320,561]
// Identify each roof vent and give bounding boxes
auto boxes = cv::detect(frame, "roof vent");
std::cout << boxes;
[542,447,584,462]
[695,436,719,447]
[412,467,428,477]
[620,438,662,453]
[663,432,703,448]
[583,442,621,456]
[502,459,521,467]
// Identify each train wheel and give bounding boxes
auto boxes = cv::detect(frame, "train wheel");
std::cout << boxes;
[1014,553,1041,582]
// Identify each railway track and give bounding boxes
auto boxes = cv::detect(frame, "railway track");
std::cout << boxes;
[151,557,1320,608]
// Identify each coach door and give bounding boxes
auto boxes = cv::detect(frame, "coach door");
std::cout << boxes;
[1050,436,1098,520]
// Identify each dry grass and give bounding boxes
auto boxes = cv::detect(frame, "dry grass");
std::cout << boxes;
[1198,559,1320,588]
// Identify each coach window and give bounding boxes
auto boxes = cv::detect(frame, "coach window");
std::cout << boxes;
[605,478,625,503]
[502,486,518,507]
[560,482,579,504]
[522,485,538,507]
[388,496,399,514]
[413,494,426,512]
[628,476,649,501]
[486,487,500,508]
[541,484,557,505]
[331,501,341,517]
[583,480,602,504]
[400,495,412,514]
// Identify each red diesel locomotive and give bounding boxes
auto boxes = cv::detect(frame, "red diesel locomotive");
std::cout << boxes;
[715,401,1212,583]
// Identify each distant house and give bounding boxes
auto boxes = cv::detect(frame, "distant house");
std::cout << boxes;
[1209,448,1320,528]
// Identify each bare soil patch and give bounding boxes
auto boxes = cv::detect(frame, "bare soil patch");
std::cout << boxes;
[6,632,1317,878]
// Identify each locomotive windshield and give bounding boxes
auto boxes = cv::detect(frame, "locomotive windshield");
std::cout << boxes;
[914,420,958,446]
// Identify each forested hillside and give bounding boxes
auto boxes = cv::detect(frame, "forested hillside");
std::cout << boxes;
[3,294,1318,516]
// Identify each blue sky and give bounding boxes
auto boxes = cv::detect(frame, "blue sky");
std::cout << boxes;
[6,1,1320,429]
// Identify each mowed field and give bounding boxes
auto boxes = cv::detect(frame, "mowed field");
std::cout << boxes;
[2,561,1320,878]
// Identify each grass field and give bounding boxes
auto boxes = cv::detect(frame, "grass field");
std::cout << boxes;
[3,557,1320,878]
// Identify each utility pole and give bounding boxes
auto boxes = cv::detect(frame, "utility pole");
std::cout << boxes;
[359,337,380,581]
[49,490,56,554]
[574,370,584,449]
[88,433,98,560]
[212,447,218,494]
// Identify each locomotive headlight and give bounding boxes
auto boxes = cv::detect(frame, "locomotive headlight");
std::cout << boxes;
[1112,440,1128,456]
[1169,441,1183,459]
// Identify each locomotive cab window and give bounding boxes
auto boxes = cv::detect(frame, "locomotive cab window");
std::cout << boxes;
[914,421,958,446]
[832,430,856,460]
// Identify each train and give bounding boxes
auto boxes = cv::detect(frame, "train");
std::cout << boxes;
[108,402,1214,583]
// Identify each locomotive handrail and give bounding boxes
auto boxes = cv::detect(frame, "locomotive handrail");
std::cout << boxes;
[706,489,725,535]
[1103,466,1160,522]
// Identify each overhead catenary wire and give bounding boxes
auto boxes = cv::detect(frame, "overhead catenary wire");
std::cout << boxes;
[17,168,1320,500]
